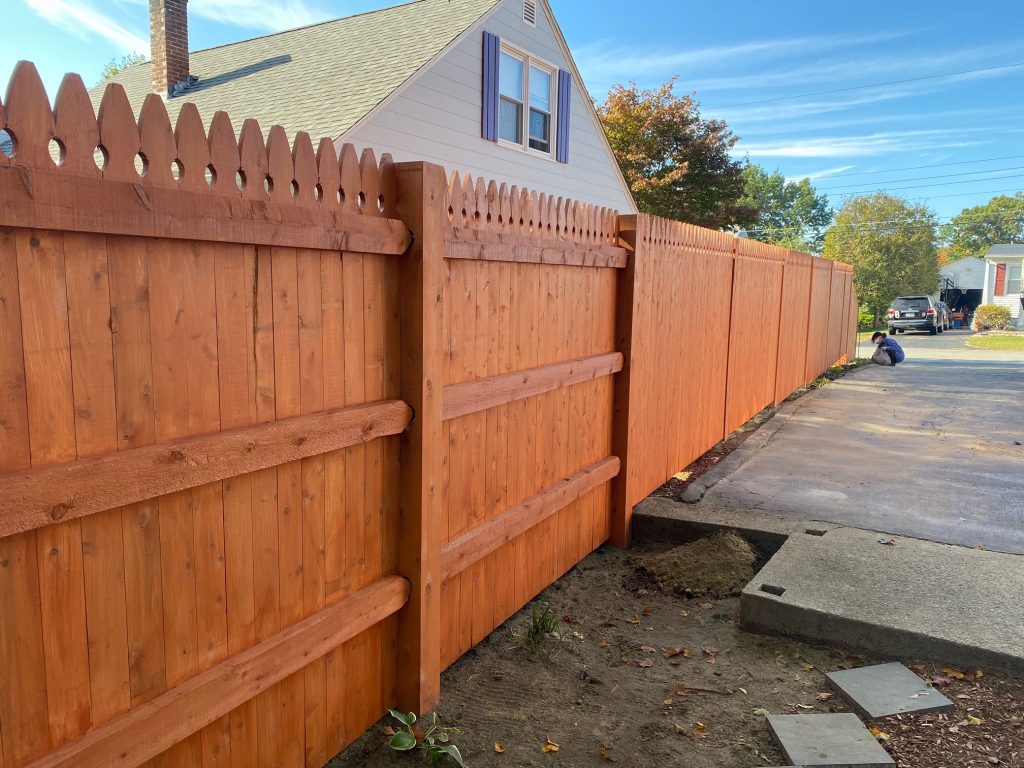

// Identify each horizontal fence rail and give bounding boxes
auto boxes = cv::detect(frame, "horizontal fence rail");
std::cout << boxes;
[0,59,858,768]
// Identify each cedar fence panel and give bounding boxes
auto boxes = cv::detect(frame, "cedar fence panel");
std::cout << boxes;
[725,238,786,433]
[438,173,621,668]
[0,60,858,768]
[774,250,814,403]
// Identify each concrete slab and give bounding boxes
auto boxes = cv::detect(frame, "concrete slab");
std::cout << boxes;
[767,714,895,767]
[742,528,1024,675]
[696,331,1024,554]
[825,662,954,719]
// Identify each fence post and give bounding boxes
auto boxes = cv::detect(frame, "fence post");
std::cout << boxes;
[610,214,638,547]
[393,161,446,713]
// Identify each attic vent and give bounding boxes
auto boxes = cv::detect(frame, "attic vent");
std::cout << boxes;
[523,0,537,26]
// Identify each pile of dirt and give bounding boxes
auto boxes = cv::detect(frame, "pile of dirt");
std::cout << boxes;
[639,532,757,597]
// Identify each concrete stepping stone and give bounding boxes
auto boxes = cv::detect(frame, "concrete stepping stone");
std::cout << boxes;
[826,662,955,719]
[767,713,895,767]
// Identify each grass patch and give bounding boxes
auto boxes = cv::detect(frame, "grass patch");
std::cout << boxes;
[785,358,870,401]
[967,334,1024,351]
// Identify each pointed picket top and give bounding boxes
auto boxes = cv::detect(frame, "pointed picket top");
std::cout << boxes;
[462,173,477,228]
[486,179,499,228]
[359,147,382,217]
[519,188,531,233]
[291,131,317,206]
[508,185,520,233]
[338,142,361,214]
[447,170,463,227]
[207,111,239,197]
[537,193,550,235]
[315,138,340,211]
[52,74,99,177]
[96,82,141,182]
[238,118,269,201]
[545,194,557,237]
[473,176,487,229]
[138,94,177,189]
[173,103,210,192]
[4,61,55,170]
[379,153,398,219]
[265,124,293,205]
[497,183,511,230]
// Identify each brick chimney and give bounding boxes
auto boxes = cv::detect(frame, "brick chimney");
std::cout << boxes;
[150,0,189,96]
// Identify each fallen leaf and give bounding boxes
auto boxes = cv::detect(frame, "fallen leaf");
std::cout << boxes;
[642,606,653,615]
[967,715,984,726]
[494,741,505,754]
[693,722,706,740]
[663,698,673,706]
[636,658,653,668]
[382,726,396,736]
[795,704,814,710]
[975,669,984,679]
[911,663,927,672]
[930,675,953,687]
[627,615,641,625]
[815,692,832,702]
[678,610,689,618]
[542,737,560,753]
[878,538,896,546]
[562,616,573,623]
[739,687,748,695]
[599,744,613,761]
[674,687,691,697]
[702,648,719,657]
[665,647,691,658]
[698,602,713,610]
[599,641,609,649]
[943,667,967,680]
[977,545,986,551]
[869,727,890,742]
[640,645,657,653]
[800,662,815,672]
[753,708,770,717]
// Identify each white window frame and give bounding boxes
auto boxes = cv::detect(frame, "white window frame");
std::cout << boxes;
[1007,262,1023,294]
[496,43,558,161]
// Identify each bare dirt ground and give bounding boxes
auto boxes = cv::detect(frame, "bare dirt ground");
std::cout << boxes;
[329,537,1023,768]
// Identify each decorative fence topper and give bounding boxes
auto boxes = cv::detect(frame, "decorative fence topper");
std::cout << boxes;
[0,59,857,768]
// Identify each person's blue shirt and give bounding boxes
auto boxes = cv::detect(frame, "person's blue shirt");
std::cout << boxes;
[879,336,905,363]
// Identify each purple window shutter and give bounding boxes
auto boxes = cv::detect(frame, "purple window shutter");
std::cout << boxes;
[482,32,500,141]
[556,69,571,163]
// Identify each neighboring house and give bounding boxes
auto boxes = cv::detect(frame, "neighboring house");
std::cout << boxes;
[0,131,12,158]
[94,0,637,213]
[981,244,1024,328]
[936,256,984,314]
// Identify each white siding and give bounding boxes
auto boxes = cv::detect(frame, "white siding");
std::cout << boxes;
[343,0,636,213]
[982,257,1024,327]
[939,257,985,290]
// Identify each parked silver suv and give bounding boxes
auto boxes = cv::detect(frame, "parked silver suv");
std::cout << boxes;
[886,295,948,335]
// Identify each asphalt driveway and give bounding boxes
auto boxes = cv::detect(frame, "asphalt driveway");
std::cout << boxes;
[697,329,1024,553]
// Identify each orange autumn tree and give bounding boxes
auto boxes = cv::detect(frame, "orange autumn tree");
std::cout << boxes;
[597,77,756,230]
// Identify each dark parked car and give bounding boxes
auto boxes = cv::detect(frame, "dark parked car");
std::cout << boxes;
[886,295,947,335]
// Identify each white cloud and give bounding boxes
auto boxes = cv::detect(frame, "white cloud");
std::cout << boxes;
[737,130,984,158]
[785,165,857,183]
[26,0,148,52]
[188,0,331,32]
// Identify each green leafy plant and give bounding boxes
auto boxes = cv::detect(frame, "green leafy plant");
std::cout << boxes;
[973,304,1013,331]
[526,603,559,649]
[386,710,466,766]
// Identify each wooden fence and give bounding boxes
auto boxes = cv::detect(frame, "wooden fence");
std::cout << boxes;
[0,61,857,768]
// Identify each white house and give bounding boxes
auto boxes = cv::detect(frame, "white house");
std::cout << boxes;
[936,256,984,316]
[981,244,1024,328]
[94,0,637,213]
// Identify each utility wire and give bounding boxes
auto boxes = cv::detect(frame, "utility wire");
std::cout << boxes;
[832,173,1024,197]
[704,61,1024,110]
[790,153,1024,181]
[816,165,1024,191]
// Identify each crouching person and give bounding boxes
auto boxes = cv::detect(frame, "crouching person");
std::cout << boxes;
[871,331,905,366]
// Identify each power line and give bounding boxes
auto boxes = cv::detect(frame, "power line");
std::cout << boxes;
[832,173,1024,197]
[817,165,1024,191]
[704,61,1024,110]
[790,153,1024,181]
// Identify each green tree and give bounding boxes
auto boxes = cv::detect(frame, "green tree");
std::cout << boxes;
[596,78,756,229]
[940,193,1024,261]
[99,52,147,83]
[738,165,832,251]
[822,193,939,322]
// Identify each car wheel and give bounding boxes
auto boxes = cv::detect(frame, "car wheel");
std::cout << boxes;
[938,325,944,333]
[929,325,937,335]
[888,327,896,335]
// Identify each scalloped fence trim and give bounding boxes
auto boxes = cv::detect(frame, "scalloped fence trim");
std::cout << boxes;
[0,61,398,218]
[445,169,620,246]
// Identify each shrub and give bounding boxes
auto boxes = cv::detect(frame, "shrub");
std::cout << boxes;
[973,304,1013,331]
[857,306,875,330]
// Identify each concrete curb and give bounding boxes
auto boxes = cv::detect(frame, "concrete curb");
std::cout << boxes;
[678,399,800,504]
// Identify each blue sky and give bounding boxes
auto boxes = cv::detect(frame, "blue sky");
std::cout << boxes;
[2,0,1022,223]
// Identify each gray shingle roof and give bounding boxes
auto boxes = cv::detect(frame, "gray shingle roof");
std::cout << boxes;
[91,0,500,141]
[985,244,1024,258]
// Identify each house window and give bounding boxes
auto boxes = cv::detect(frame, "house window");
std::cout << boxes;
[497,46,555,157]
[498,51,524,143]
[1008,264,1023,294]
